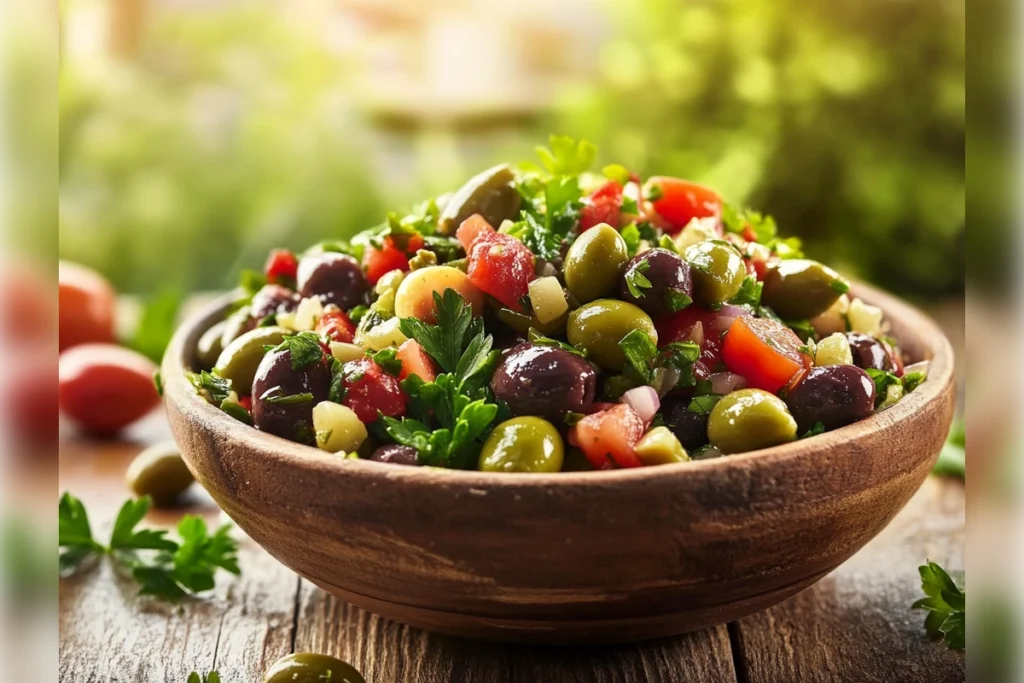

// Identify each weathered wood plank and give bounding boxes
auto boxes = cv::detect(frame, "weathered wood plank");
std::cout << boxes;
[731,476,965,683]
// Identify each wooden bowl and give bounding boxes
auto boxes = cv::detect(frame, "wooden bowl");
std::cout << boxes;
[162,283,955,644]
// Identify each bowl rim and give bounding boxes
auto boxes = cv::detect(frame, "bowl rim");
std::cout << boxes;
[162,281,955,488]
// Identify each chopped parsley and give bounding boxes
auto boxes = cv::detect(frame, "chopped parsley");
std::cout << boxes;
[644,182,664,202]
[153,371,164,397]
[901,370,927,394]
[187,371,232,404]
[602,164,631,185]
[729,276,763,308]
[664,288,693,313]
[619,329,660,383]
[865,368,902,406]
[912,560,965,650]
[368,347,403,376]
[618,331,699,388]
[267,331,324,371]
[658,234,679,253]
[529,332,588,358]
[620,222,642,255]
[328,357,346,404]
[687,395,721,415]
[219,397,252,425]
[262,392,314,406]
[830,279,851,294]
[624,259,653,299]
[800,422,826,438]
[620,196,640,215]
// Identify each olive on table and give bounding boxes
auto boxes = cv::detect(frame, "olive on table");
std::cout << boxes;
[619,248,693,318]
[479,417,564,473]
[490,342,597,419]
[683,240,747,306]
[263,652,365,683]
[660,398,710,451]
[707,388,797,454]
[762,259,848,320]
[297,253,368,310]
[195,320,227,369]
[845,332,894,372]
[370,444,420,466]
[437,164,522,235]
[125,441,194,506]
[213,326,292,395]
[566,299,657,370]
[563,224,629,303]
[251,347,332,445]
[784,365,876,433]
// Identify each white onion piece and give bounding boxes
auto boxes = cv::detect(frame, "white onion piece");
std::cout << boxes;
[621,386,660,423]
[710,305,750,335]
[709,372,747,395]
[687,321,705,347]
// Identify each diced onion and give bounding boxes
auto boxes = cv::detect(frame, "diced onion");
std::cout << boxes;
[621,386,660,423]
[709,372,747,395]
[688,321,704,347]
[528,276,569,324]
[710,305,749,335]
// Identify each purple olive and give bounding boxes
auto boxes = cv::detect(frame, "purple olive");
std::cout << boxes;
[297,253,368,310]
[370,444,420,466]
[660,397,709,451]
[783,365,876,433]
[490,343,597,420]
[845,332,894,372]
[251,348,331,445]
[249,285,300,324]
[619,248,693,319]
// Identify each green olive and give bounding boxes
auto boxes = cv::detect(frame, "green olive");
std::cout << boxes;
[563,224,629,303]
[219,306,252,348]
[634,426,690,465]
[125,441,195,506]
[683,240,747,306]
[567,299,657,370]
[437,164,522,235]
[195,320,227,369]
[213,326,292,394]
[479,417,564,473]
[762,259,849,320]
[263,653,365,683]
[707,389,797,454]
[497,307,567,337]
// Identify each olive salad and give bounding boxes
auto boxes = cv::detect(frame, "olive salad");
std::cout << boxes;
[187,137,927,471]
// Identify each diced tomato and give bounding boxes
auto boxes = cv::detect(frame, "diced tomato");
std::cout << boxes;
[579,180,624,231]
[342,357,406,423]
[316,308,356,343]
[657,305,750,373]
[363,234,425,285]
[466,233,535,311]
[396,339,437,383]
[264,249,298,286]
[647,177,722,234]
[456,214,496,252]
[238,395,252,411]
[721,316,811,393]
[568,404,646,469]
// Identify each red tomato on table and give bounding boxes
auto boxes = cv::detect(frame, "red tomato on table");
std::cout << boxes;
[58,344,160,435]
[58,261,116,352]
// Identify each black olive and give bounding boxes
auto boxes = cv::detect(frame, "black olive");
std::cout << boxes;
[490,343,597,420]
[249,285,300,324]
[784,365,876,433]
[661,397,710,451]
[845,332,893,372]
[619,248,694,319]
[297,253,368,310]
[369,444,420,466]
[251,348,331,445]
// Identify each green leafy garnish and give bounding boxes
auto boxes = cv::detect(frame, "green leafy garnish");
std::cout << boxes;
[912,560,965,650]
[620,222,641,256]
[328,356,346,404]
[187,673,221,683]
[59,493,240,602]
[399,289,483,374]
[262,392,314,406]
[528,332,587,358]
[664,288,693,313]
[658,234,679,253]
[785,318,817,342]
[801,422,826,438]
[219,397,252,425]
[239,269,267,296]
[721,204,777,244]
[830,279,851,294]
[619,329,660,384]
[602,164,631,185]
[687,395,721,415]
[534,135,597,176]
[187,371,233,405]
[729,276,763,308]
[153,371,164,397]
[128,289,182,363]
[348,305,369,323]
[618,331,698,388]
[644,182,664,202]
[865,368,902,407]
[624,259,653,299]
[902,369,927,394]
[368,347,403,376]
[268,331,324,371]
[620,196,640,216]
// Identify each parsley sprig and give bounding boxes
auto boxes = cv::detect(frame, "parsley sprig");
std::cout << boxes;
[912,560,965,650]
[618,330,700,388]
[59,493,240,602]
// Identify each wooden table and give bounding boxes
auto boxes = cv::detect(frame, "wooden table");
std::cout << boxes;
[59,412,965,683]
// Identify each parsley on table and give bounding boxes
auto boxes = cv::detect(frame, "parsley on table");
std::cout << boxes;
[59,493,240,602]
[187,672,221,683]
[912,560,965,650]
[267,331,325,371]
[624,259,653,299]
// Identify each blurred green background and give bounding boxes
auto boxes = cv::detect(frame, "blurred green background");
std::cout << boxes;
[58,0,964,300]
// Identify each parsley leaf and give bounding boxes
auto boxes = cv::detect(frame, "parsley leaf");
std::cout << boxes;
[624,259,653,299]
[830,279,850,294]
[268,331,324,371]
[729,276,763,308]
[721,204,777,244]
[534,135,596,176]
[153,371,164,397]
[529,332,587,358]
[368,348,403,376]
[800,422,826,439]
[620,222,641,256]
[665,287,693,313]
[619,329,659,384]
[328,357,346,404]
[621,196,640,215]
[187,371,233,405]
[262,392,314,406]
[58,493,103,574]
[220,397,252,425]
[239,269,267,296]
[912,560,965,650]
[399,289,480,374]
[108,498,177,553]
[902,370,927,394]
[687,395,721,415]
[865,368,902,407]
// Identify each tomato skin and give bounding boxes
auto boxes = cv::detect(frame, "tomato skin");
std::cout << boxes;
[466,232,535,311]
[648,177,722,234]
[58,261,116,352]
[456,214,495,252]
[721,317,810,393]
[579,180,624,231]
[58,344,160,435]
[657,305,750,374]
[342,357,406,423]
[264,249,298,286]
[396,339,437,383]
[316,309,356,343]
[238,395,253,411]
[363,235,424,285]
[569,404,646,469]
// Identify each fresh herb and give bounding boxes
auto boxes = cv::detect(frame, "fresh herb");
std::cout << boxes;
[399,289,485,374]
[268,331,324,371]
[534,135,597,176]
[933,420,965,478]
[602,164,631,184]
[902,370,927,394]
[800,422,826,438]
[785,319,817,342]
[564,412,586,427]
[624,259,653,299]
[721,204,777,244]
[328,357,346,404]
[348,305,369,323]
[644,183,664,202]
[664,288,693,313]
[830,279,851,294]
[257,313,277,327]
[153,371,164,397]
[239,269,267,296]
[687,395,721,415]
[59,494,240,602]
[661,341,700,371]
[219,397,252,425]
[128,289,183,363]
[618,332,699,389]
[621,196,640,216]
[421,235,464,263]
[658,234,679,253]
[620,222,642,256]
[619,329,660,384]
[355,309,391,338]
[368,348,403,376]
[187,673,221,683]
[912,560,965,650]
[865,368,902,406]
[262,392,314,406]
[729,276,763,308]
[529,332,587,358]
[187,371,232,405]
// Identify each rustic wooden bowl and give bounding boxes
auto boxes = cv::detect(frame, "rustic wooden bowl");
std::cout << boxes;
[162,283,955,644]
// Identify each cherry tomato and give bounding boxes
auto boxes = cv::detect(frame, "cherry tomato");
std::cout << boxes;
[466,232,535,311]
[647,177,722,234]
[579,180,623,232]
[264,249,298,286]
[568,404,646,469]
[396,339,436,383]
[4,347,57,443]
[456,214,495,252]
[58,344,160,435]
[58,261,116,352]
[2,263,56,344]
[316,309,356,343]
[342,357,406,423]
[362,235,425,285]
[721,316,810,393]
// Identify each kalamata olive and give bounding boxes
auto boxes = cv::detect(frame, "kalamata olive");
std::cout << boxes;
[619,248,693,319]
[845,332,894,372]
[297,253,368,310]
[490,343,597,419]
[784,365,876,433]
[249,284,300,324]
[370,444,420,466]
[251,348,332,445]
[660,398,710,451]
